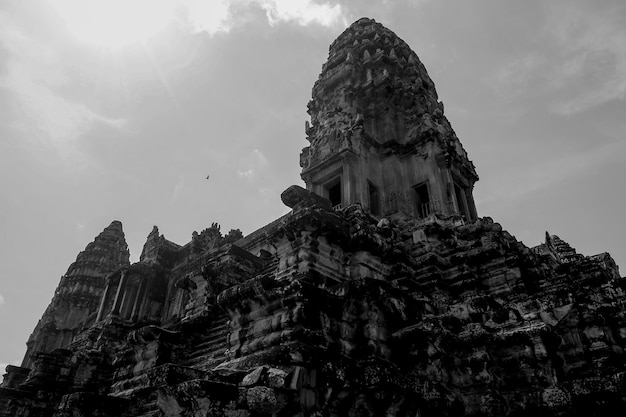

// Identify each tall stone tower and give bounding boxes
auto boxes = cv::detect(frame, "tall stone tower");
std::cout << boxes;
[3,18,625,417]
[301,18,478,220]
[21,221,130,368]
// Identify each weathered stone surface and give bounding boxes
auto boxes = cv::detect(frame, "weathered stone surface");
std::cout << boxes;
[0,365,29,389]
[20,221,130,370]
[301,18,478,221]
[2,17,625,417]
[281,184,333,211]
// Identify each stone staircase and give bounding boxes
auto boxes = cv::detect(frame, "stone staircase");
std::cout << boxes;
[123,392,159,417]
[118,364,213,417]
[127,401,160,417]
[182,314,230,370]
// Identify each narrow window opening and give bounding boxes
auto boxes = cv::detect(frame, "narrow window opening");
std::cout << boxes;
[465,188,477,220]
[368,181,380,216]
[413,183,431,219]
[326,179,342,209]
[454,183,469,219]
[120,279,139,320]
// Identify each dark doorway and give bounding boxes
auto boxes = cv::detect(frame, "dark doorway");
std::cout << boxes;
[368,181,379,216]
[413,183,430,218]
[326,179,341,208]
[454,183,469,219]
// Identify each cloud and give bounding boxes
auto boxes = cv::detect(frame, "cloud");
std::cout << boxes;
[237,149,268,181]
[184,0,233,35]
[172,174,186,201]
[479,138,626,207]
[544,1,626,114]
[237,169,254,179]
[0,8,126,165]
[184,0,345,35]
[0,291,4,305]
[2,68,125,159]
[492,53,547,99]
[489,1,626,115]
[258,0,345,27]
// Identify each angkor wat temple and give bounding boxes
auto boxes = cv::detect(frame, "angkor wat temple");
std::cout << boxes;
[2,18,625,417]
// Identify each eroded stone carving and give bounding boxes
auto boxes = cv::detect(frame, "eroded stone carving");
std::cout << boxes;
[2,17,625,417]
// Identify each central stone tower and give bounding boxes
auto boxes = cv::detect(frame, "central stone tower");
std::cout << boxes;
[3,17,626,417]
[301,18,478,220]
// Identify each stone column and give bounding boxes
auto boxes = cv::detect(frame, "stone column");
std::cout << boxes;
[443,166,455,216]
[467,184,478,220]
[95,280,113,322]
[343,158,353,206]
[173,287,186,319]
[130,278,148,321]
[111,271,128,316]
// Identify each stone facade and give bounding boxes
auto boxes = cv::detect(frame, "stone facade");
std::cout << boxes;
[301,18,478,221]
[2,18,625,417]
[20,221,130,369]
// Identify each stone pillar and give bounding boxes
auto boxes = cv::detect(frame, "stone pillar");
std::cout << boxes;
[467,184,478,220]
[443,166,455,216]
[343,161,351,206]
[130,278,148,321]
[175,289,185,319]
[95,280,113,322]
[360,153,369,210]
[138,278,155,320]
[111,271,128,316]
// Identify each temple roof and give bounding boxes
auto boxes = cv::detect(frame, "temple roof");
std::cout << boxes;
[304,17,475,175]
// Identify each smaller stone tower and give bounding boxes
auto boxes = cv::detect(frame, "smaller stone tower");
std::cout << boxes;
[301,18,478,220]
[21,221,130,368]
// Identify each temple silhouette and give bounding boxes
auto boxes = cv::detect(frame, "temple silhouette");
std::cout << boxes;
[2,18,625,417]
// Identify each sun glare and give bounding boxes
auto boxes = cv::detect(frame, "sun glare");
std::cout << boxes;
[52,0,175,48]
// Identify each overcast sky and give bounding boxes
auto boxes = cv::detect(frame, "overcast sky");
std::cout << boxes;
[2,0,625,369]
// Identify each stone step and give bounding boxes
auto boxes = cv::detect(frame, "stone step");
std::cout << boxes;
[180,319,230,369]
[192,353,228,371]
[205,323,230,336]
[185,346,228,365]
[128,410,160,417]
[124,398,159,417]
[211,314,230,324]
[187,326,229,350]
[187,344,228,359]
[188,336,228,355]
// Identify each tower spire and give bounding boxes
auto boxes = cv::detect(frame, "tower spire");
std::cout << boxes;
[21,221,130,367]
[301,18,478,221]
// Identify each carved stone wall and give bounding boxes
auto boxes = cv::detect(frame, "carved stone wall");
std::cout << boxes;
[2,18,625,417]
[2,190,626,416]
[20,221,130,369]
[301,18,478,221]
